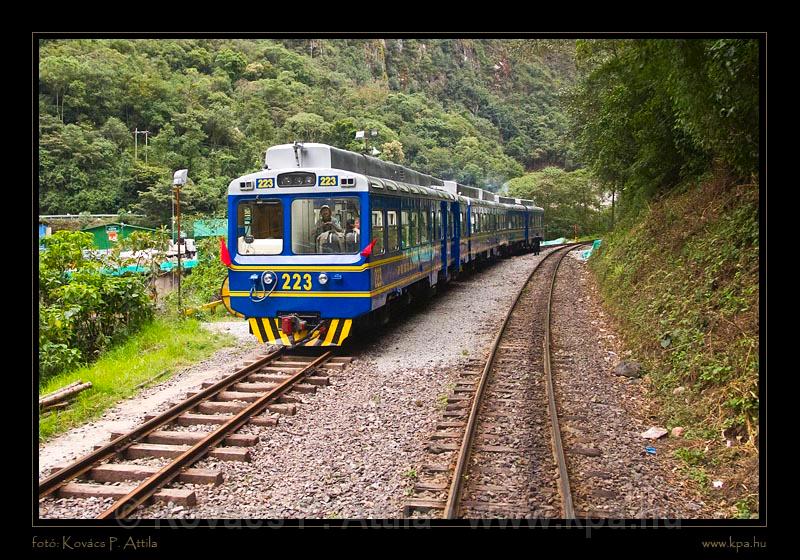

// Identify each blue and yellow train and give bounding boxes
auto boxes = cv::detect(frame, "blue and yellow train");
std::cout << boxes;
[224,142,544,347]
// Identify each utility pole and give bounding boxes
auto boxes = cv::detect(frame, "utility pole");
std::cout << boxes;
[134,129,150,162]
[173,169,188,315]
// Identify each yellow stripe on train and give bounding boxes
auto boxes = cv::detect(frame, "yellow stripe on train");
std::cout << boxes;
[250,318,353,347]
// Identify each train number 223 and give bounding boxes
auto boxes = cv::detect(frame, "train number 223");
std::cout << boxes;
[281,273,312,291]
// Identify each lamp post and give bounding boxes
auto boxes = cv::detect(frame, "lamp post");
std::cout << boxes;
[173,169,188,314]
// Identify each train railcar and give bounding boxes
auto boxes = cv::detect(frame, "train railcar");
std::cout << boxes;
[224,142,543,347]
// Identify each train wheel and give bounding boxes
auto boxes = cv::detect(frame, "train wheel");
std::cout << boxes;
[220,277,245,318]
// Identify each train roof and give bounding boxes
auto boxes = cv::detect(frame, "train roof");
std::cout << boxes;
[265,143,443,189]
[258,143,543,211]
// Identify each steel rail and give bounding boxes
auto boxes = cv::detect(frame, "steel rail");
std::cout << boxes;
[543,243,588,519]
[98,350,333,519]
[443,244,580,519]
[38,347,284,499]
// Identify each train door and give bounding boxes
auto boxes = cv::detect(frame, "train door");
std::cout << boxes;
[449,201,458,276]
[438,200,448,282]
[466,203,473,265]
[524,211,530,248]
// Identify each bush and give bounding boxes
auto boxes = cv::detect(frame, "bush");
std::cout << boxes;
[177,237,228,306]
[38,230,155,383]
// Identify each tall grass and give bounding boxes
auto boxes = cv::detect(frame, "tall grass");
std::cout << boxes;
[38,317,234,442]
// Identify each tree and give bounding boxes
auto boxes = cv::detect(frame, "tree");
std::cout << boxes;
[281,112,331,143]
[215,48,247,81]
[567,38,759,220]
[508,167,607,238]
[380,140,405,163]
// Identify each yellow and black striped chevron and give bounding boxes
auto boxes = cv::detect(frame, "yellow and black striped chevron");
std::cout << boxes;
[248,318,352,347]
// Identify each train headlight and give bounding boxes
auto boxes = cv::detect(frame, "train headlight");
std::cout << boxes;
[318,273,328,285]
[263,272,275,285]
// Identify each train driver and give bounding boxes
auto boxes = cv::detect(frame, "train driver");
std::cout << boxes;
[314,204,343,237]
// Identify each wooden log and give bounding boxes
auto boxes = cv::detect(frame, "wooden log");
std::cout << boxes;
[39,382,92,408]
[38,381,83,405]
[41,401,70,413]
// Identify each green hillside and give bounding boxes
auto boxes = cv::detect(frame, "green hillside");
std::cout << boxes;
[38,39,575,223]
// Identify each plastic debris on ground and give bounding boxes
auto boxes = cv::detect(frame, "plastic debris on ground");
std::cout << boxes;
[640,426,669,439]
[576,238,603,261]
[645,446,657,455]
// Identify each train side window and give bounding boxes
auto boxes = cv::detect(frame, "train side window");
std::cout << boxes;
[237,200,283,255]
[437,208,442,240]
[387,210,399,252]
[401,198,413,249]
[411,202,420,246]
[448,209,454,240]
[371,210,385,256]
[420,201,429,244]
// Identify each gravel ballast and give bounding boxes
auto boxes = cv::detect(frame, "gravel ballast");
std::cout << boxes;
[134,250,557,519]
[550,253,710,518]
[41,248,709,520]
[39,250,555,519]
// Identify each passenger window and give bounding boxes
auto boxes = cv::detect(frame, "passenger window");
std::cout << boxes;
[411,207,419,246]
[449,210,454,239]
[371,210,385,256]
[387,210,399,252]
[401,209,411,249]
[420,204,429,244]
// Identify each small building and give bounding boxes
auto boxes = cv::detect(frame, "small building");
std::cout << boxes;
[39,222,51,250]
[192,219,227,239]
[81,222,157,250]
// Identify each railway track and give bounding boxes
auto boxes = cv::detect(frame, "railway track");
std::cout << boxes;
[38,349,351,519]
[405,243,587,519]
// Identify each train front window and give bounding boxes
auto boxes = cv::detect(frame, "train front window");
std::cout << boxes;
[237,200,283,255]
[291,197,361,254]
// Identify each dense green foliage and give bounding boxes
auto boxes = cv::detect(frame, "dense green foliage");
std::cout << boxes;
[567,39,759,215]
[507,167,608,238]
[39,39,575,221]
[589,173,759,513]
[38,231,154,381]
[591,175,759,432]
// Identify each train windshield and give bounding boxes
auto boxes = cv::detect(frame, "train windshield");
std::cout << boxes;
[291,197,361,254]
[237,200,283,255]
